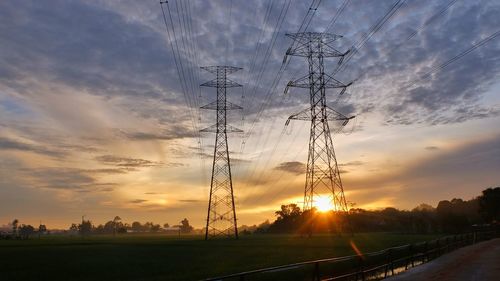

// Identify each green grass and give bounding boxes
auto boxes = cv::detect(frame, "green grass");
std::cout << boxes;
[0,233,442,281]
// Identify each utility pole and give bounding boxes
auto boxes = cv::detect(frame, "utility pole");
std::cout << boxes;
[200,66,242,240]
[284,32,354,222]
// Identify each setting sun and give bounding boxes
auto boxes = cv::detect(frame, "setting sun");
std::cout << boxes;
[314,196,334,212]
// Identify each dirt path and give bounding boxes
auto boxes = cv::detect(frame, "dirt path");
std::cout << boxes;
[386,238,500,281]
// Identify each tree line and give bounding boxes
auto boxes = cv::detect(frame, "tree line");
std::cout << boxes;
[1,217,194,239]
[68,216,194,236]
[0,219,47,240]
[241,187,500,235]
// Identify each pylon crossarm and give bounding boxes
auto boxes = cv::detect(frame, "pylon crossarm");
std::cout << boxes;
[288,108,311,121]
[287,74,312,88]
[200,124,243,134]
[325,106,353,121]
[288,107,354,123]
[200,65,242,74]
[200,78,242,88]
[323,73,351,88]
[322,42,347,57]
[285,32,343,57]
[201,100,243,110]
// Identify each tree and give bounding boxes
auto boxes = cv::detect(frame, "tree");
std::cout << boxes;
[69,223,78,234]
[79,220,92,236]
[12,219,19,238]
[478,187,500,222]
[436,200,469,233]
[275,204,301,220]
[19,224,35,239]
[103,221,115,233]
[38,224,47,239]
[143,222,154,232]
[151,224,161,233]
[269,204,303,233]
[131,221,142,232]
[112,216,122,236]
[412,203,435,212]
[163,223,170,228]
[179,218,193,233]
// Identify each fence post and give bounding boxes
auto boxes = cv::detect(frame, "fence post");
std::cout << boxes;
[384,249,392,278]
[410,244,415,267]
[312,262,320,281]
[423,241,428,263]
[355,256,364,281]
[436,239,441,257]
[405,244,413,270]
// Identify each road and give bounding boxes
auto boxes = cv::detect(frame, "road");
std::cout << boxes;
[386,238,500,281]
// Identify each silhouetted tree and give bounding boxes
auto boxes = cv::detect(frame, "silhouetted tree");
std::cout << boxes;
[38,224,47,239]
[69,223,78,235]
[478,187,500,222]
[12,219,19,238]
[179,218,193,233]
[131,221,142,232]
[112,216,121,236]
[255,220,271,233]
[79,220,92,236]
[268,204,302,233]
[19,224,35,239]
[150,224,161,232]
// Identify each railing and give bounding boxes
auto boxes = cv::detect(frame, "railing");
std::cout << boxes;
[202,228,499,281]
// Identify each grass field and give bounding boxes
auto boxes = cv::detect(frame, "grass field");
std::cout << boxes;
[0,233,442,281]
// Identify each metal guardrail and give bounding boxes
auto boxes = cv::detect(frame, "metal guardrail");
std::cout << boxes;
[202,228,499,281]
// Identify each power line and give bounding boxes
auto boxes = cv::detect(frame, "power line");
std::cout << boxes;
[405,29,500,89]
[330,0,407,79]
[355,0,460,81]
[324,0,351,33]
[160,1,205,182]
[160,2,196,132]
[239,0,336,200]
[239,0,292,153]
[224,0,233,64]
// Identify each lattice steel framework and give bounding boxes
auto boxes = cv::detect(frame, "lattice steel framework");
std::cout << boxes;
[284,32,354,213]
[200,66,242,240]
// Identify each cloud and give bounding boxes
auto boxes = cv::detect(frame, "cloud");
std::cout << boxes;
[339,160,365,167]
[19,168,105,191]
[425,146,439,151]
[179,199,201,203]
[129,199,148,204]
[94,155,163,168]
[144,192,166,195]
[273,161,306,175]
[84,168,131,174]
[119,126,197,141]
[0,137,65,158]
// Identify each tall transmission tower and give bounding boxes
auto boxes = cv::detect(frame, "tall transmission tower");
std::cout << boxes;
[200,66,242,240]
[284,32,354,216]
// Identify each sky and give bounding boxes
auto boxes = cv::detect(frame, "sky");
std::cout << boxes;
[0,0,499,229]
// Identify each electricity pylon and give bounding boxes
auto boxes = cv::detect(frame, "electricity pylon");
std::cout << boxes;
[284,32,354,216]
[200,66,242,240]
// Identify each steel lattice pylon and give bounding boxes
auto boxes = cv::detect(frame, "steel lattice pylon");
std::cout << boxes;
[200,66,242,240]
[284,32,354,215]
